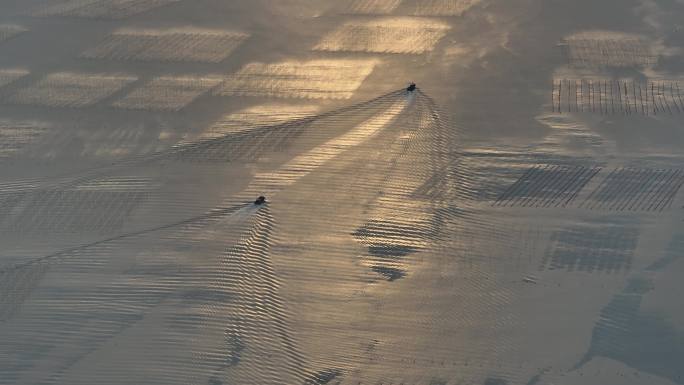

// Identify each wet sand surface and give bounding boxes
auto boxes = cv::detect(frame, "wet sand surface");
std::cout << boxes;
[1,0,684,384]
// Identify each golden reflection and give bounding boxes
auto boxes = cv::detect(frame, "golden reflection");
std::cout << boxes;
[314,18,450,54]
[248,100,407,194]
[214,59,379,99]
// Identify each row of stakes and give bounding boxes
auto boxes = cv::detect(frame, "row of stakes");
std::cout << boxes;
[552,79,684,115]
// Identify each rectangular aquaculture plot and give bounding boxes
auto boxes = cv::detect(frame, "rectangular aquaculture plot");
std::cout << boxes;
[6,72,137,108]
[112,76,223,112]
[560,36,656,68]
[581,168,684,212]
[0,120,50,159]
[552,78,684,115]
[33,0,181,19]
[213,59,378,99]
[410,0,482,16]
[0,69,29,89]
[0,25,27,43]
[313,18,450,54]
[493,165,600,208]
[345,0,402,14]
[542,221,638,273]
[81,28,249,63]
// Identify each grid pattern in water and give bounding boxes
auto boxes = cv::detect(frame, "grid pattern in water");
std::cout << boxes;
[314,18,450,54]
[6,72,137,108]
[112,76,223,111]
[82,28,248,63]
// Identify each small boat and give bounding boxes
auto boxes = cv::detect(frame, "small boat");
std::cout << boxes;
[254,196,266,205]
[406,83,416,92]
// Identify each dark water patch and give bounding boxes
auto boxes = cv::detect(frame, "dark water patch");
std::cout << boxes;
[579,276,684,383]
[646,229,684,271]
[371,265,406,281]
[224,333,245,367]
[624,276,654,294]
[367,244,418,257]
[411,171,451,200]
[304,368,342,385]
[525,374,541,385]
[429,377,447,385]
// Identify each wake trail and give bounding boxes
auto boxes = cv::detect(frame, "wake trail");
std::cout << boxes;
[0,89,411,276]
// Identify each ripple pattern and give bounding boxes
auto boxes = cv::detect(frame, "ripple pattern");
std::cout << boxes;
[0,89,526,385]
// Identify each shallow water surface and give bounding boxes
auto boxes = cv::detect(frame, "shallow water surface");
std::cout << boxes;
[1,1,684,384]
